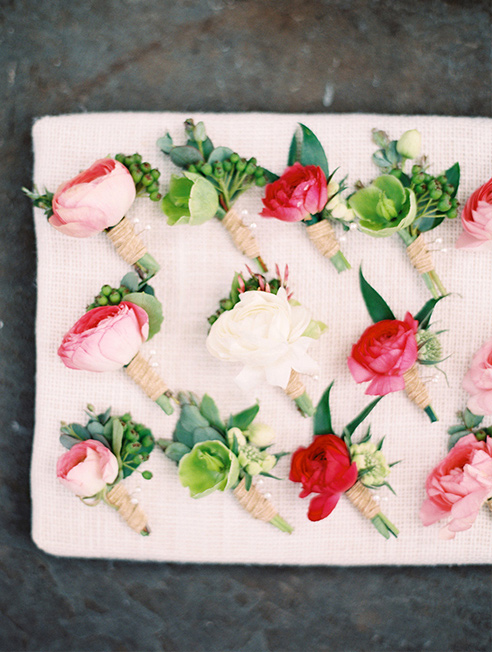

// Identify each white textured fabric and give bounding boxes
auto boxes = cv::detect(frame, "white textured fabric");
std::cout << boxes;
[31,112,492,565]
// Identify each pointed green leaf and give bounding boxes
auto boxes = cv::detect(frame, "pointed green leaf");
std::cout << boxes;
[229,404,259,430]
[313,382,334,436]
[70,424,90,440]
[413,215,446,233]
[448,431,470,451]
[414,296,445,329]
[124,292,163,340]
[200,395,225,431]
[343,397,383,438]
[359,268,395,323]
[445,162,460,198]
[244,473,252,491]
[192,426,225,444]
[87,421,105,436]
[112,418,124,458]
[165,442,191,462]
[288,129,300,166]
[297,124,329,177]
[463,409,483,429]
[157,133,173,154]
[59,434,81,450]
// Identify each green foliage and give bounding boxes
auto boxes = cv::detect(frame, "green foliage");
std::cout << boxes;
[447,409,492,451]
[124,291,163,340]
[343,397,383,439]
[228,404,260,430]
[359,268,395,323]
[313,383,334,436]
[288,123,329,177]
[413,296,445,330]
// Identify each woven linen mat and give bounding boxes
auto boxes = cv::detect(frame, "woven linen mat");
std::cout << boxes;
[31,112,492,565]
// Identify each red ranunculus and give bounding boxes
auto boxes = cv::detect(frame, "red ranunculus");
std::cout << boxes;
[347,312,418,396]
[289,434,358,521]
[260,162,328,222]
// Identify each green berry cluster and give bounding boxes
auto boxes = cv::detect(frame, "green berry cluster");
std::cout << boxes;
[115,153,162,202]
[86,283,131,311]
[116,412,155,479]
[410,164,459,219]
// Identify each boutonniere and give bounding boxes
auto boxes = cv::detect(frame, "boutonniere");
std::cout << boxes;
[260,124,352,273]
[421,408,492,539]
[289,384,398,538]
[24,154,162,280]
[158,393,293,533]
[348,269,446,422]
[455,176,492,249]
[349,128,460,298]
[158,119,269,272]
[206,265,326,416]
[58,272,174,414]
[57,405,155,535]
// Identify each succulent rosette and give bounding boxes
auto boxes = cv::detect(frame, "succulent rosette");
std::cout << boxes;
[57,406,156,535]
[290,383,398,538]
[348,269,446,422]
[206,265,326,417]
[260,124,352,273]
[349,128,460,298]
[158,118,269,272]
[421,409,492,539]
[158,393,293,532]
[24,154,162,280]
[58,272,173,415]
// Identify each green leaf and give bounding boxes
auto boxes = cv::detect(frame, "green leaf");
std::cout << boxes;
[90,433,111,448]
[112,418,124,458]
[70,424,90,440]
[343,397,383,438]
[120,272,140,292]
[98,407,112,425]
[157,133,173,154]
[186,173,219,225]
[463,409,483,429]
[359,268,395,323]
[297,124,329,177]
[124,292,163,340]
[170,146,204,168]
[413,215,446,233]
[302,319,328,340]
[165,442,191,462]
[244,473,252,491]
[448,431,470,451]
[229,404,260,430]
[207,147,234,165]
[445,162,460,198]
[313,382,334,436]
[288,129,300,166]
[372,150,392,171]
[192,426,225,444]
[200,395,225,431]
[447,425,469,435]
[59,434,80,449]
[414,296,445,329]
[371,129,390,149]
[87,421,105,436]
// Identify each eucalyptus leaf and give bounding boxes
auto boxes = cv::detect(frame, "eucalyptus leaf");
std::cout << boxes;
[170,146,204,168]
[87,421,105,436]
[112,418,124,458]
[59,434,81,450]
[313,382,334,436]
[448,431,470,451]
[200,394,225,431]
[192,427,225,444]
[70,424,90,440]
[229,404,260,430]
[180,405,210,432]
[157,133,173,154]
[124,292,163,340]
[165,442,191,462]
[359,268,395,323]
[120,272,140,292]
[343,397,383,438]
[463,409,483,429]
[207,146,234,165]
[447,425,469,435]
[98,407,112,425]
[372,150,392,170]
[90,433,111,448]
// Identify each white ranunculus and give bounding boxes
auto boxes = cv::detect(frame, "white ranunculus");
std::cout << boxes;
[206,288,319,392]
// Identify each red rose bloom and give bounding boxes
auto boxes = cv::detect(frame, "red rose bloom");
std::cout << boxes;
[289,434,358,521]
[347,312,418,396]
[260,162,328,222]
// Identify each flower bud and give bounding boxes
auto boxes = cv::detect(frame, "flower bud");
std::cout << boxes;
[246,461,262,476]
[350,442,390,487]
[261,454,276,472]
[396,129,422,159]
[245,422,275,447]
[416,330,442,363]
[227,427,246,447]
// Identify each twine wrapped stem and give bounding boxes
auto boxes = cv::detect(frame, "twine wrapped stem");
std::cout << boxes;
[403,364,437,421]
[221,209,262,260]
[285,370,305,400]
[306,220,340,258]
[125,352,173,414]
[106,483,149,535]
[345,481,381,520]
[107,216,148,265]
[406,234,434,274]
[233,478,293,533]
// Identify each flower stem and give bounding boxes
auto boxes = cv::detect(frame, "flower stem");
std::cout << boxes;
[155,392,174,415]
[429,269,447,297]
[270,514,294,533]
[134,252,160,281]
[421,272,439,299]
[294,392,315,417]
[255,255,268,273]
[424,405,439,423]
[330,250,351,273]
[371,512,399,539]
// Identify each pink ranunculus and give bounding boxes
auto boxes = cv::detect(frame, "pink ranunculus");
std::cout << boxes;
[456,177,492,249]
[347,312,419,396]
[57,439,119,497]
[50,158,136,238]
[260,162,328,222]
[58,302,149,372]
[420,434,492,539]
[462,337,492,415]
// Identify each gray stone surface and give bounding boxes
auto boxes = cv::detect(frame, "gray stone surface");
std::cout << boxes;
[0,1,491,650]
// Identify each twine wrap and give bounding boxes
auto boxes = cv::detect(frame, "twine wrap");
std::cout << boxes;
[345,481,381,520]
[233,478,278,523]
[125,351,169,402]
[306,220,340,259]
[221,209,261,259]
[107,216,147,265]
[403,364,431,410]
[406,234,435,274]
[285,370,305,400]
[106,483,149,534]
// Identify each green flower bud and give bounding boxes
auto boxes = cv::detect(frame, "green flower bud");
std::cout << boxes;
[245,163,256,176]
[261,454,276,473]
[142,470,153,480]
[237,444,276,476]
[437,196,451,212]
[446,208,458,219]
[223,160,232,172]
[230,153,239,163]
[235,158,246,172]
[141,174,153,187]
[245,422,275,447]
[416,329,442,363]
[101,285,112,296]
[429,188,443,201]
[151,169,161,180]
[141,435,154,448]
[115,154,125,164]
[96,295,108,306]
[149,191,161,202]
[444,184,455,195]
[124,155,134,167]
[131,169,144,184]
[411,164,422,175]
[255,176,267,187]
[396,129,421,159]
[187,164,197,173]
[412,172,425,185]
[201,163,213,176]
[227,427,246,447]
[350,442,390,487]
[109,291,121,304]
[246,461,262,476]
[178,440,239,498]
[133,154,142,164]
[141,162,151,173]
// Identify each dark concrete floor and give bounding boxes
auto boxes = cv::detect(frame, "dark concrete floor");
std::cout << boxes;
[1,1,491,650]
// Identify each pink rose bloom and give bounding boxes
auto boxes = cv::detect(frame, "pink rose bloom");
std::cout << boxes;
[50,158,136,238]
[347,312,419,395]
[456,177,492,249]
[58,302,149,372]
[57,440,119,497]
[260,162,328,222]
[462,337,492,415]
[420,434,492,539]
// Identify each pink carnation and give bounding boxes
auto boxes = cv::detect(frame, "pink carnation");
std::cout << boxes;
[456,177,492,249]
[462,336,492,415]
[420,434,492,539]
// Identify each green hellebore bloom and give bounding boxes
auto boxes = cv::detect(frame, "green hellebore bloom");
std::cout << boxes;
[350,442,390,487]
[161,171,219,226]
[349,174,417,237]
[396,129,421,159]
[178,440,239,498]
